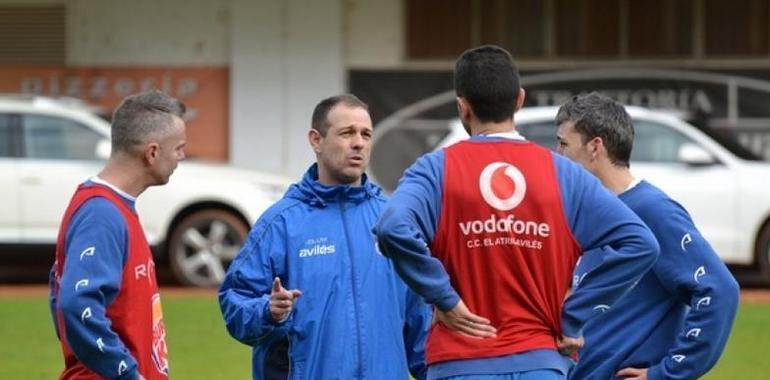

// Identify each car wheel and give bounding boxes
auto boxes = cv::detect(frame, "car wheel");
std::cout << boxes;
[168,209,249,287]
[758,222,770,283]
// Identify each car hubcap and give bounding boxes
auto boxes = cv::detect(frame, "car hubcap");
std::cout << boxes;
[175,220,241,286]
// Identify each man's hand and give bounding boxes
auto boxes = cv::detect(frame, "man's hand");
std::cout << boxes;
[269,277,302,322]
[434,300,497,339]
[556,334,584,356]
[616,367,648,379]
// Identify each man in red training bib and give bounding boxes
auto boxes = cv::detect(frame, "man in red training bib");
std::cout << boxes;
[50,90,186,380]
[374,45,660,380]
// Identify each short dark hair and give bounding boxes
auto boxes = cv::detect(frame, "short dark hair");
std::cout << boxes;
[111,90,186,152]
[454,45,520,123]
[556,92,634,168]
[311,94,369,136]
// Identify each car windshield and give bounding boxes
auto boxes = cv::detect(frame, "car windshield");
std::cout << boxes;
[688,121,762,161]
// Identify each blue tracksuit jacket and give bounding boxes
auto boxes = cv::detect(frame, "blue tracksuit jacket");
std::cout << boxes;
[570,180,739,380]
[219,164,430,380]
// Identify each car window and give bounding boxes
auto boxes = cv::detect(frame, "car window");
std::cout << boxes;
[22,114,103,160]
[518,121,558,150]
[631,120,693,163]
[0,114,12,158]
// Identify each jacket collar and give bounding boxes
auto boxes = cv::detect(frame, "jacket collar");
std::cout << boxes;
[285,164,382,207]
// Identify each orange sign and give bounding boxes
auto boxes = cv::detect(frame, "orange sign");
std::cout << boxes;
[0,65,229,161]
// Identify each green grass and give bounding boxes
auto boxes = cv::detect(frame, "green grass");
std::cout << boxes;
[702,303,770,380]
[0,294,766,379]
[0,292,251,379]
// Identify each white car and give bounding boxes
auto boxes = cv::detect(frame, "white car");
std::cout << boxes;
[437,106,770,282]
[0,95,291,287]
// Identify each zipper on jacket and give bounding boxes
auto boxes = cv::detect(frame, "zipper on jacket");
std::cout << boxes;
[339,195,364,379]
[287,338,293,380]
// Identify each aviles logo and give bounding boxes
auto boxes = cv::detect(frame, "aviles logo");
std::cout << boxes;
[479,162,527,211]
[299,244,336,258]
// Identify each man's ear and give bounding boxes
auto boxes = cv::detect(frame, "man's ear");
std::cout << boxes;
[514,88,526,112]
[144,143,160,164]
[456,97,473,124]
[588,136,604,159]
[308,129,322,154]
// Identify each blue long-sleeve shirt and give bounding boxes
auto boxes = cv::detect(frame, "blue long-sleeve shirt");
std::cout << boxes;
[49,182,141,380]
[570,180,739,380]
[374,135,659,378]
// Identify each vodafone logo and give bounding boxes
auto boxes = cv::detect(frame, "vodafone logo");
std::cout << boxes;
[479,162,527,211]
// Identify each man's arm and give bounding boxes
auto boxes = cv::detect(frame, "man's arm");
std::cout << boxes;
[374,152,460,311]
[402,288,431,380]
[55,199,141,379]
[627,200,739,380]
[555,155,660,339]
[375,152,496,338]
[218,215,297,346]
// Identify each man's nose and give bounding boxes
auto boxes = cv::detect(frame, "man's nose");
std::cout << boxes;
[351,134,365,148]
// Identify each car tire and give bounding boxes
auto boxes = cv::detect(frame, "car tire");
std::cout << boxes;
[758,222,770,283]
[168,209,249,287]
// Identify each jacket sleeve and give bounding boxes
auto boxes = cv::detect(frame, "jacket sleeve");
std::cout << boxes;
[642,199,739,380]
[554,155,660,338]
[374,151,461,312]
[54,199,141,380]
[402,287,431,380]
[218,215,293,346]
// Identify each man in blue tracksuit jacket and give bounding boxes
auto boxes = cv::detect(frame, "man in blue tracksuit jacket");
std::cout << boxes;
[219,94,430,380]
[556,92,739,380]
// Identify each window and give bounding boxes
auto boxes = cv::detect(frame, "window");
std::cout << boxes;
[406,0,471,59]
[22,115,103,160]
[406,0,546,59]
[0,5,65,64]
[518,121,558,150]
[0,114,13,158]
[404,0,770,61]
[704,0,768,57]
[627,0,693,57]
[631,120,692,163]
[555,0,620,58]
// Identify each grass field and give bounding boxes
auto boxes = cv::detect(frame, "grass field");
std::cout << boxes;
[0,292,766,379]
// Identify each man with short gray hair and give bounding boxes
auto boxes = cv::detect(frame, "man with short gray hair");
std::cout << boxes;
[50,90,186,380]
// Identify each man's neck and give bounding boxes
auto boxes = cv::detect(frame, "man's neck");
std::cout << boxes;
[98,157,148,197]
[595,163,635,195]
[470,119,515,136]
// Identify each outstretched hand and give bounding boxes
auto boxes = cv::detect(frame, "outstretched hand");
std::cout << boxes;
[434,299,497,339]
[269,277,302,322]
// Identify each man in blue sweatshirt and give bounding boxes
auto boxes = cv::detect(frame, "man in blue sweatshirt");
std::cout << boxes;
[219,94,430,379]
[556,92,740,380]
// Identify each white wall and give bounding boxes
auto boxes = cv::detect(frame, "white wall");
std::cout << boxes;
[67,0,229,65]
[345,0,403,68]
[229,0,344,178]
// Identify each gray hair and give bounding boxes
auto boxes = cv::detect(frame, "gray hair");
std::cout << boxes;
[556,92,634,168]
[111,90,186,152]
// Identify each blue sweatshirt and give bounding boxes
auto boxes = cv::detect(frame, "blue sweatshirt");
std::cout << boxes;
[570,180,740,380]
[374,135,659,379]
[49,180,142,380]
[219,164,430,380]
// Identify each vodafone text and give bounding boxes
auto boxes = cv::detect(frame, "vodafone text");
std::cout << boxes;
[459,214,550,250]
